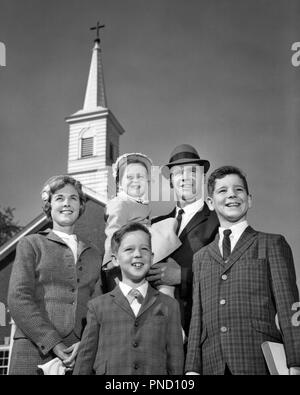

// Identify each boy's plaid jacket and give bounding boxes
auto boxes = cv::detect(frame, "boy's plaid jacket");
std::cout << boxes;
[185,226,300,375]
[73,284,184,375]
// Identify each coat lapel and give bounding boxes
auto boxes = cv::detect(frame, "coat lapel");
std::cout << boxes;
[110,286,136,318]
[45,229,68,246]
[77,240,90,258]
[110,285,159,319]
[45,230,90,257]
[137,285,159,318]
[179,203,211,241]
[222,226,257,273]
[207,234,224,266]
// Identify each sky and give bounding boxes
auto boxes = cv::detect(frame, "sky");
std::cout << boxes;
[0,0,300,283]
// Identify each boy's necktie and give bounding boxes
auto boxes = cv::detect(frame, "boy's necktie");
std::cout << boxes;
[175,208,184,235]
[222,229,232,261]
[126,288,144,304]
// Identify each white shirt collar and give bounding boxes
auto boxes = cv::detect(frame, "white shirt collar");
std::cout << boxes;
[219,220,249,239]
[53,229,77,241]
[218,220,249,254]
[175,198,204,235]
[119,280,149,299]
[53,230,78,263]
[176,198,204,216]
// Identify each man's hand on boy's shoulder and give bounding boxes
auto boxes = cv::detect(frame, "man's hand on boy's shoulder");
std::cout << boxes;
[146,258,181,286]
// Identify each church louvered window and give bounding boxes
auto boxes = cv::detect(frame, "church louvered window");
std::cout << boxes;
[81,137,94,158]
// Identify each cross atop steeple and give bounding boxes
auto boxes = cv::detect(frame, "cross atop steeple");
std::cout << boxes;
[90,21,105,43]
[81,22,107,110]
[65,25,125,200]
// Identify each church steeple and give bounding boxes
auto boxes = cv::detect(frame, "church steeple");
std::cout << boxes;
[65,24,125,200]
[83,23,107,110]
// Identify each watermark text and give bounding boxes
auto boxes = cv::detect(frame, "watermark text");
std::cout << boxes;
[0,302,6,326]
[291,42,300,67]
[0,41,6,67]
[291,302,300,327]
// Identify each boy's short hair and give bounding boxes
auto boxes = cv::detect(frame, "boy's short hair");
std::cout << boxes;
[41,175,86,220]
[207,166,249,196]
[111,222,152,255]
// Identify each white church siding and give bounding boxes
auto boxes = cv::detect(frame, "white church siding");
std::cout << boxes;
[71,170,114,200]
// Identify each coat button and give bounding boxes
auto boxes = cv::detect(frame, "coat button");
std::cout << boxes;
[78,267,83,271]
[220,299,226,305]
[133,342,138,348]
[134,321,138,327]
[221,274,228,280]
[220,326,228,333]
[77,279,80,283]
[133,363,139,370]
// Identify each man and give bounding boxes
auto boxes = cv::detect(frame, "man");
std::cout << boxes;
[148,144,219,336]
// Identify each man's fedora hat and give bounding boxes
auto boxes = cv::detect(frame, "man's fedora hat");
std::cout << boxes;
[163,144,210,177]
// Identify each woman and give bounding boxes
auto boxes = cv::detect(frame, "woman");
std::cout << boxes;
[8,175,102,374]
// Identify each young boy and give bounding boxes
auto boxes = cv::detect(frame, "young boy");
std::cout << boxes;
[74,222,184,375]
[185,166,300,375]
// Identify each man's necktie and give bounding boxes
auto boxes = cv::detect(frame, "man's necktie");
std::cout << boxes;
[175,208,184,235]
[126,288,144,304]
[222,229,232,261]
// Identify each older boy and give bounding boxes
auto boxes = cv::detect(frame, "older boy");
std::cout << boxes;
[74,222,184,375]
[185,166,300,375]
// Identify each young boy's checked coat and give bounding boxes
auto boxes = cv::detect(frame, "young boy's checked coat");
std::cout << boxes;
[74,284,184,375]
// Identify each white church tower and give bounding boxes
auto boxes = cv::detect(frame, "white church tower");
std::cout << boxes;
[65,23,125,200]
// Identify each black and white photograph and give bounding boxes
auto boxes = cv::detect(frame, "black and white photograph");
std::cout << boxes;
[0,0,300,376]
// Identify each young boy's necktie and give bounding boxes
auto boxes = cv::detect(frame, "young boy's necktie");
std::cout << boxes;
[222,229,232,261]
[126,288,144,304]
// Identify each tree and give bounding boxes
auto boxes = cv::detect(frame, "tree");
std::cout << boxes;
[0,206,22,247]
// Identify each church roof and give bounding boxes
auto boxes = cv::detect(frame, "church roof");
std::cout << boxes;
[0,186,107,262]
